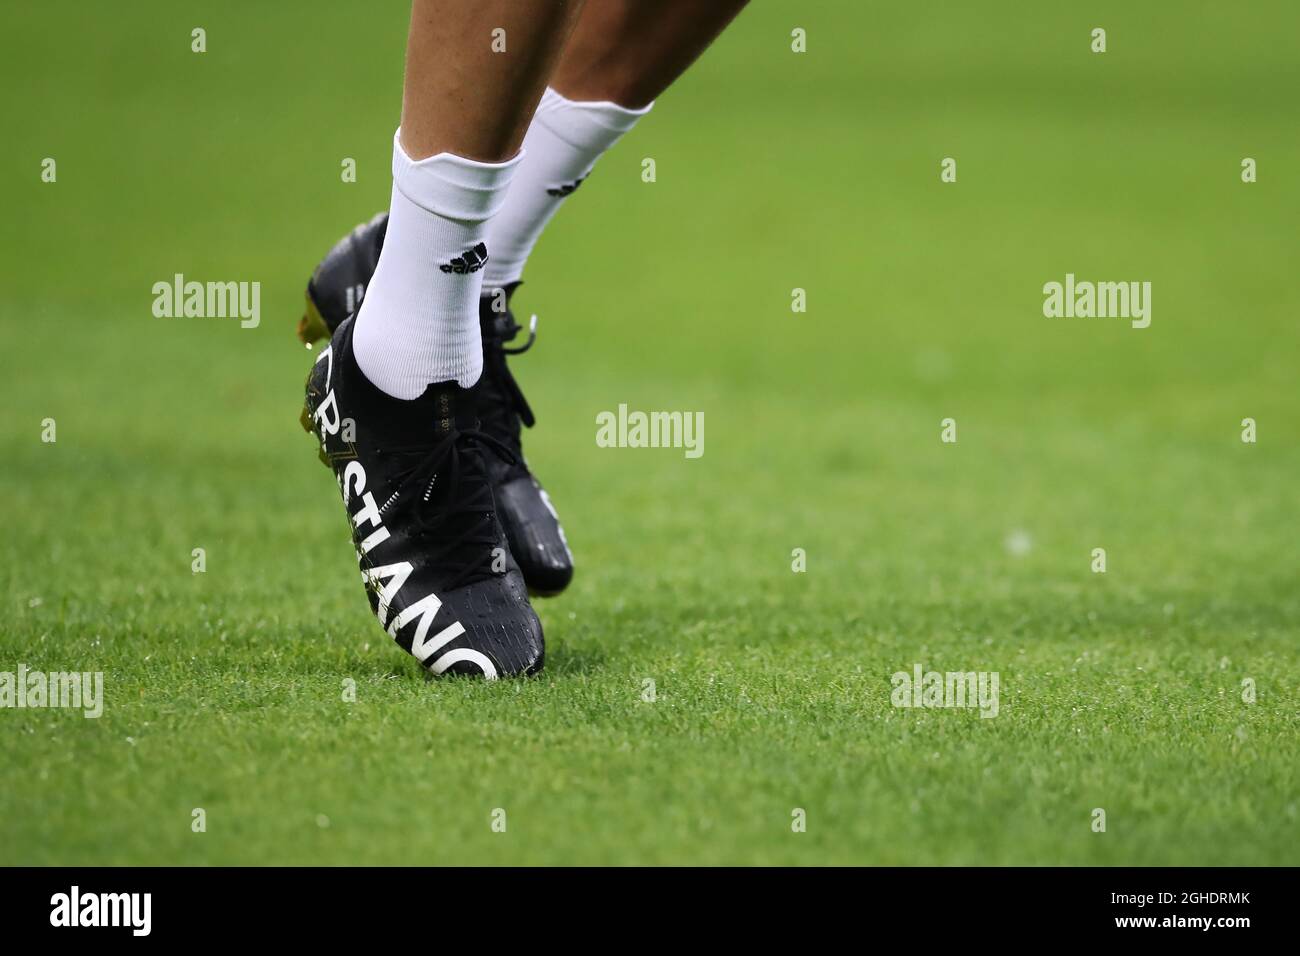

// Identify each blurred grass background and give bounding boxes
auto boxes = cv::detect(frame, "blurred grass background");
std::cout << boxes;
[0,1,1296,865]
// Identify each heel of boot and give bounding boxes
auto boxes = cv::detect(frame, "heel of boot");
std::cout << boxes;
[297,290,331,345]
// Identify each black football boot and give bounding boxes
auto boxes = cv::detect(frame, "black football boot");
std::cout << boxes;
[297,212,387,346]
[301,315,544,678]
[477,285,574,596]
[298,213,575,596]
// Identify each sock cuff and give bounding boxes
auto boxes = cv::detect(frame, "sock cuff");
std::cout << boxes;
[532,87,653,153]
[392,131,524,223]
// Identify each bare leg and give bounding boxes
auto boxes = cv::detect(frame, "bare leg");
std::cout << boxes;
[549,0,749,109]
[401,0,586,161]
[355,0,586,398]
[479,0,749,290]
[310,0,752,351]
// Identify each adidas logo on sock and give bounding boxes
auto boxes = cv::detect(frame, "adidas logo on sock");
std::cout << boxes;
[439,242,489,274]
[546,175,587,198]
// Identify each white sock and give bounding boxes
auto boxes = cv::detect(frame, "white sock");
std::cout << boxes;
[482,89,651,292]
[353,131,523,398]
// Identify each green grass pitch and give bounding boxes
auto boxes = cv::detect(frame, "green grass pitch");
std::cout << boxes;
[1,0,1296,865]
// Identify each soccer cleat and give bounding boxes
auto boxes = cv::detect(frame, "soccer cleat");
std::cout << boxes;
[302,315,544,678]
[477,288,574,596]
[297,212,387,346]
[298,213,575,596]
